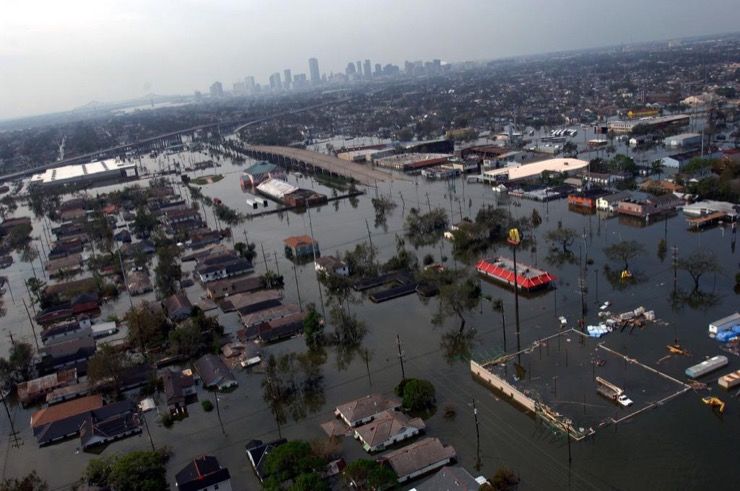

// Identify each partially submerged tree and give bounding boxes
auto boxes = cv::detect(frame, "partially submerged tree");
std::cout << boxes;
[395,378,436,412]
[83,449,169,491]
[154,244,182,297]
[87,344,128,393]
[426,268,482,334]
[0,471,48,491]
[678,249,721,291]
[545,224,578,255]
[126,302,170,352]
[604,240,645,271]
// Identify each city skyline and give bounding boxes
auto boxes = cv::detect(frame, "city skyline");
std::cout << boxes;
[2,0,739,119]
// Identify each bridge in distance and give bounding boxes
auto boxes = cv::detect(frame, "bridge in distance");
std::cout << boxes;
[244,145,394,187]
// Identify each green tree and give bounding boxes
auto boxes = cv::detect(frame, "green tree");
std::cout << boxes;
[0,471,48,491]
[480,467,520,490]
[263,440,326,489]
[132,207,158,237]
[234,241,257,262]
[396,378,436,412]
[154,244,182,297]
[303,304,324,351]
[289,472,329,491]
[604,240,645,271]
[343,459,397,491]
[99,450,169,491]
[25,278,46,306]
[531,209,542,228]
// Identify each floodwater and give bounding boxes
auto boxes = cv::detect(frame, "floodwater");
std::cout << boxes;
[0,147,738,490]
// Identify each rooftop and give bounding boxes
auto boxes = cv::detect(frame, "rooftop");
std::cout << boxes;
[482,158,589,181]
[30,159,136,185]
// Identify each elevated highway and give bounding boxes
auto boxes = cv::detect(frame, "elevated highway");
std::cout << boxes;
[244,145,394,186]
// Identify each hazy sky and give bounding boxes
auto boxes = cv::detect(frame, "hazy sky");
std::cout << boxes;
[1,0,738,120]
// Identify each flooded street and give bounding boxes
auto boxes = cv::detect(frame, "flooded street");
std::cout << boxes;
[1,149,738,490]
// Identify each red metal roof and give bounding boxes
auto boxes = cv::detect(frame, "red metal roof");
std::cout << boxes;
[475,257,556,290]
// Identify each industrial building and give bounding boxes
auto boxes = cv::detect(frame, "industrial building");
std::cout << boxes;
[30,159,138,188]
[477,158,589,183]
[607,114,690,134]
[664,133,701,147]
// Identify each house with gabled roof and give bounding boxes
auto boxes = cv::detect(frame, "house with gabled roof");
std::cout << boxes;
[335,393,402,427]
[354,409,425,452]
[379,437,457,484]
[175,455,232,491]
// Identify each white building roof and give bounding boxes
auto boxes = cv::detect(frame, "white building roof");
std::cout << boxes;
[30,159,136,185]
[256,178,298,199]
[482,158,589,181]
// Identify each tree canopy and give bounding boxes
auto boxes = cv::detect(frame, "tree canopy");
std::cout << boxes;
[604,240,645,271]
[83,450,169,491]
[343,459,397,491]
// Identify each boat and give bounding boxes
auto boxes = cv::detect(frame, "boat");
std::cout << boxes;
[475,256,556,292]
[718,370,740,389]
[685,355,729,379]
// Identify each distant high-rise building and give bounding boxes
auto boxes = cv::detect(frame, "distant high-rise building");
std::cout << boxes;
[244,76,256,93]
[293,73,308,89]
[345,62,356,77]
[375,63,382,76]
[209,81,223,97]
[308,57,320,85]
[363,59,372,79]
[356,61,362,76]
[269,72,282,91]
[233,81,246,94]
[283,69,292,90]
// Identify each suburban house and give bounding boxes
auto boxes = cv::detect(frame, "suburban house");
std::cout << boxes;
[17,368,78,407]
[567,189,609,210]
[220,290,282,314]
[37,335,97,375]
[189,229,222,250]
[335,393,402,427]
[245,439,287,483]
[580,172,628,187]
[314,256,349,277]
[79,400,142,450]
[127,271,153,296]
[239,304,302,340]
[595,191,631,212]
[379,437,457,484]
[46,254,83,277]
[162,368,196,416]
[194,354,237,391]
[409,466,488,491]
[164,292,193,322]
[31,395,141,448]
[354,409,425,452]
[254,311,308,344]
[283,235,320,259]
[205,276,263,300]
[40,320,92,345]
[175,455,232,491]
[195,252,254,283]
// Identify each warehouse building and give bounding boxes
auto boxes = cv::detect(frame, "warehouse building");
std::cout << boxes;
[30,159,138,188]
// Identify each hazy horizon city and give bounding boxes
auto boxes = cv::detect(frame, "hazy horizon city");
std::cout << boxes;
[0,2,738,491]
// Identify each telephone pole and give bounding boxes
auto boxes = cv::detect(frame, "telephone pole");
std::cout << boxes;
[213,391,226,436]
[396,334,406,381]
[473,399,481,471]
[22,298,40,351]
[672,246,678,293]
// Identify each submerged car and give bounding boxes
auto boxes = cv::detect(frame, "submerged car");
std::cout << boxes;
[617,394,634,407]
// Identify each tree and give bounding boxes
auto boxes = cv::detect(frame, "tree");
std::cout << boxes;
[343,460,397,491]
[168,322,204,359]
[531,209,542,228]
[289,472,329,491]
[0,471,48,491]
[303,304,324,351]
[427,268,481,334]
[8,342,34,380]
[544,224,577,255]
[234,241,257,262]
[404,207,449,247]
[480,467,520,490]
[132,207,158,237]
[604,240,645,271]
[126,302,170,352]
[678,249,721,291]
[395,378,436,412]
[84,450,169,491]
[154,244,181,297]
[25,278,46,306]
[263,440,326,489]
[87,344,128,392]
[342,242,377,278]
[262,353,325,433]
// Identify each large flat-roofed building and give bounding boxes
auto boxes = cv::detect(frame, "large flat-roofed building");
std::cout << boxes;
[607,114,690,134]
[479,158,589,183]
[30,159,138,188]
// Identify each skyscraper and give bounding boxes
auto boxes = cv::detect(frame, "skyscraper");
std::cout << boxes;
[283,69,292,90]
[209,81,223,97]
[363,59,372,79]
[269,72,282,91]
[308,58,320,85]
[244,76,256,94]
[356,61,362,76]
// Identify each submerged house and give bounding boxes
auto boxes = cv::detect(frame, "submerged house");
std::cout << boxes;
[379,437,457,484]
[194,354,237,391]
[335,393,402,427]
[283,235,320,259]
[175,455,232,491]
[354,409,425,452]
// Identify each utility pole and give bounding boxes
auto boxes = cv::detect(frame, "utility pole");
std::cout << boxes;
[307,206,326,320]
[273,251,280,276]
[292,261,302,311]
[672,246,678,293]
[260,243,270,272]
[362,349,372,387]
[511,237,521,355]
[396,334,406,382]
[594,269,599,305]
[1,391,21,448]
[364,219,375,266]
[213,391,226,436]
[567,424,572,465]
[141,411,156,451]
[22,299,39,351]
[473,399,481,471]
